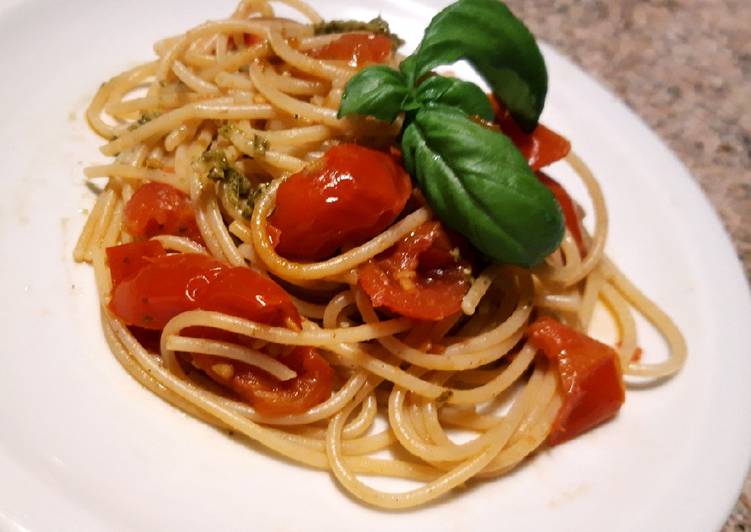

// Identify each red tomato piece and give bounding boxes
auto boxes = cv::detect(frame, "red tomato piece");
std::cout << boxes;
[358,221,471,321]
[109,254,227,329]
[199,267,301,328]
[193,346,334,416]
[268,144,412,261]
[108,250,303,332]
[124,182,202,242]
[311,33,392,67]
[244,33,260,46]
[490,95,571,170]
[106,240,165,289]
[527,316,625,446]
[537,172,586,256]
[106,247,329,415]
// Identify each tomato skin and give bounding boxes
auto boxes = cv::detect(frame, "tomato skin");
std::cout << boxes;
[198,267,301,328]
[490,95,571,170]
[358,221,470,321]
[106,240,166,289]
[109,254,227,330]
[537,173,585,256]
[124,182,202,242]
[311,33,392,67]
[193,346,334,416]
[527,316,625,446]
[268,144,412,261]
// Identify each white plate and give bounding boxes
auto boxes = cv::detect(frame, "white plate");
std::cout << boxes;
[0,0,749,530]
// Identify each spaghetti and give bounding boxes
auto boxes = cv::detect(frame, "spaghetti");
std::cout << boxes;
[74,0,686,509]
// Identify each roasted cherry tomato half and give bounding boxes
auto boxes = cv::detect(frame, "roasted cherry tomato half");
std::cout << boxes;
[490,95,571,170]
[106,240,166,289]
[108,253,227,329]
[199,267,301,328]
[124,182,202,243]
[358,221,471,321]
[527,316,625,446]
[268,144,412,261]
[193,346,334,416]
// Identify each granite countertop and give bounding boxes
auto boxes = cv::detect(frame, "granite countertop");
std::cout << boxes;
[501,0,751,528]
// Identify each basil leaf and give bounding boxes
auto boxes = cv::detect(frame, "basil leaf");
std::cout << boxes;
[401,105,563,266]
[401,0,547,132]
[415,76,493,121]
[337,66,409,122]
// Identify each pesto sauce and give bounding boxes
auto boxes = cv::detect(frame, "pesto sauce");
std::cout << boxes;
[128,111,161,131]
[218,124,270,158]
[200,149,258,219]
[313,16,404,48]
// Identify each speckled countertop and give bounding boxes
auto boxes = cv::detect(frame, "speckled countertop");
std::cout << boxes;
[502,0,750,528]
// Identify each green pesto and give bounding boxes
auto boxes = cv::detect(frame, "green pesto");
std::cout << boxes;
[313,16,404,48]
[128,111,161,131]
[201,149,259,219]
[217,123,236,138]
[219,123,270,158]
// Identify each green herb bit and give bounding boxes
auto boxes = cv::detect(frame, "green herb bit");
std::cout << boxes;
[219,123,269,158]
[128,111,161,131]
[229,172,257,219]
[251,134,270,155]
[313,16,404,48]
[218,123,237,139]
[201,149,238,182]
[246,182,270,217]
[200,149,259,219]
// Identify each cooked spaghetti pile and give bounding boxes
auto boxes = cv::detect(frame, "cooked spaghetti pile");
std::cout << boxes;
[75,0,685,509]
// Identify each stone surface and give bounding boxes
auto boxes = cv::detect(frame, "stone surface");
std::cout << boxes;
[502,0,751,529]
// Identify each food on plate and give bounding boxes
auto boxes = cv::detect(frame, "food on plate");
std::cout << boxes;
[75,0,686,509]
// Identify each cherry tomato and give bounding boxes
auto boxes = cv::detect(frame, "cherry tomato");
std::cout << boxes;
[490,95,571,170]
[527,316,625,446]
[124,182,202,242]
[311,33,392,67]
[244,33,260,46]
[193,346,334,416]
[268,144,412,261]
[537,172,586,256]
[106,240,165,289]
[198,267,301,328]
[358,221,471,321]
[108,250,305,330]
[109,254,227,329]
[106,246,332,415]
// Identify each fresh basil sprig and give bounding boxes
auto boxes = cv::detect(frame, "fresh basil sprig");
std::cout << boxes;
[414,76,493,121]
[400,0,547,131]
[337,0,563,267]
[337,66,408,123]
[401,106,563,266]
